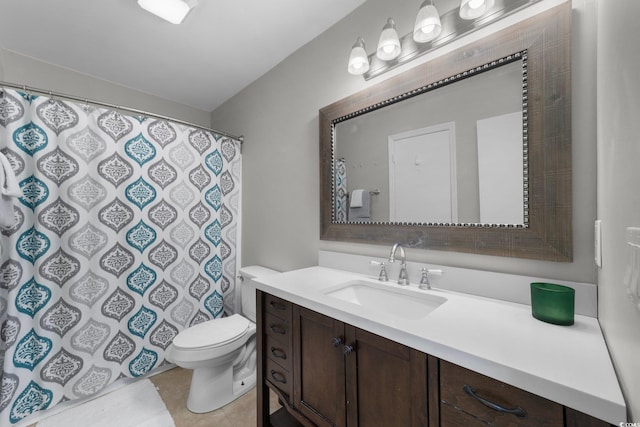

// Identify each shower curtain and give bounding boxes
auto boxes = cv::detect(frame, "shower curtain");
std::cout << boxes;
[0,89,241,426]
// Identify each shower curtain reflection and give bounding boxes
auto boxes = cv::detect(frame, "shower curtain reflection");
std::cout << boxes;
[335,158,348,222]
[0,88,241,426]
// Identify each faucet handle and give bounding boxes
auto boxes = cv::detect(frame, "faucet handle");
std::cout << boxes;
[369,260,389,282]
[419,268,443,290]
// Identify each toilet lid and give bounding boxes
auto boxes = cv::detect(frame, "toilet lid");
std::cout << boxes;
[172,314,250,350]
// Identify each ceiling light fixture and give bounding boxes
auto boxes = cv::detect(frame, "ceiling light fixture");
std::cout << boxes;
[138,0,198,24]
[376,18,402,61]
[413,0,442,43]
[459,0,496,20]
[348,37,370,75]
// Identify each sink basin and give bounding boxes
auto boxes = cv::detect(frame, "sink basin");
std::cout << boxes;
[324,280,446,320]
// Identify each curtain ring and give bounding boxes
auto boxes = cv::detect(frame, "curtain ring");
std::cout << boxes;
[21,85,32,101]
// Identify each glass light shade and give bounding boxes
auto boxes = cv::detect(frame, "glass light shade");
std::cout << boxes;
[348,37,370,75]
[459,0,495,20]
[138,0,197,24]
[413,1,442,43]
[376,18,401,61]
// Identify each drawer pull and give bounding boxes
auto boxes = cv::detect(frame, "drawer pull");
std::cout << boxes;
[343,345,355,355]
[331,337,343,347]
[463,385,527,418]
[269,324,286,335]
[269,301,286,311]
[270,347,287,359]
[270,370,287,384]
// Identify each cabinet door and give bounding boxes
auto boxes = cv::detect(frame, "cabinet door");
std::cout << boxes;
[345,327,428,427]
[293,306,347,427]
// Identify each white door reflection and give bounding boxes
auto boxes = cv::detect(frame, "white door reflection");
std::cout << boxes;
[388,122,458,223]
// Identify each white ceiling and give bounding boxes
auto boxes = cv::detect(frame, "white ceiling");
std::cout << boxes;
[0,0,366,112]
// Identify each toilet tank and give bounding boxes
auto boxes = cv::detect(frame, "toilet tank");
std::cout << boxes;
[239,266,279,322]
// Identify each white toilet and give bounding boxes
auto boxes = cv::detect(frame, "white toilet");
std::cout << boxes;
[165,265,279,413]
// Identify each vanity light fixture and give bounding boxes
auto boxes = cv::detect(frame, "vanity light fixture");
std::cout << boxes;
[376,18,402,61]
[348,0,542,81]
[348,37,370,75]
[459,0,496,20]
[138,0,198,24]
[413,0,442,43]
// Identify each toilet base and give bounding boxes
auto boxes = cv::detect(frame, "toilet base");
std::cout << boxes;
[185,359,256,413]
[232,369,256,402]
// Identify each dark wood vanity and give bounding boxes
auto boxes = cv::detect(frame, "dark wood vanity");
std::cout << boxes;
[257,290,612,427]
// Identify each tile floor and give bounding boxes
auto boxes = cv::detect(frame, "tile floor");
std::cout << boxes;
[150,366,264,427]
[28,367,277,427]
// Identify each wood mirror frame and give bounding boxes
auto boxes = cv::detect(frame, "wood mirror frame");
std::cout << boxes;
[319,2,572,261]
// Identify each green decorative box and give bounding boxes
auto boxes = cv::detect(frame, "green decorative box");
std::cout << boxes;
[530,282,575,326]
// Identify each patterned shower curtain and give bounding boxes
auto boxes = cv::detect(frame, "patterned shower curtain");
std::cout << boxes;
[0,88,241,426]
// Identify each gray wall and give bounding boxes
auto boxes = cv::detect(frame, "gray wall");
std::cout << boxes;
[211,0,598,283]
[0,49,211,127]
[597,0,640,421]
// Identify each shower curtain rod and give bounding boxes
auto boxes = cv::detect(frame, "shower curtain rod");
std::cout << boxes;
[0,80,244,144]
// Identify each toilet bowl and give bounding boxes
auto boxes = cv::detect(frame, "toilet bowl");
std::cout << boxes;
[165,265,279,413]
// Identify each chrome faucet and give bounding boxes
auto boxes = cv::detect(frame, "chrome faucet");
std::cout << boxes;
[388,243,409,285]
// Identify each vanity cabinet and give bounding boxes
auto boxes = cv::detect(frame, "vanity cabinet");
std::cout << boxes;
[257,291,613,427]
[293,306,428,427]
[257,290,428,427]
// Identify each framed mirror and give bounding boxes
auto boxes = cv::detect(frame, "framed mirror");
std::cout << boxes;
[320,2,572,261]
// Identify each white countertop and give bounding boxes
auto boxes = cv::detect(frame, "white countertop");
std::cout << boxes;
[255,266,626,424]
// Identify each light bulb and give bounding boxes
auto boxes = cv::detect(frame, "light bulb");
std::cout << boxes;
[459,0,495,20]
[421,24,436,34]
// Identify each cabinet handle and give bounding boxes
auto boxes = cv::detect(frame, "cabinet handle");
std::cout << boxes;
[270,370,287,384]
[343,345,354,355]
[463,385,527,418]
[331,337,343,347]
[270,347,287,359]
[269,324,286,335]
[269,301,286,311]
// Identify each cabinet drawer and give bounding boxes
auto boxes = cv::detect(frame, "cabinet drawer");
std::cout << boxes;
[265,312,291,341]
[440,361,563,427]
[266,357,292,401]
[265,334,292,371]
[264,294,291,319]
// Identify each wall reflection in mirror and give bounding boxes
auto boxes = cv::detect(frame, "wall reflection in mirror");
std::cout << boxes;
[333,54,527,227]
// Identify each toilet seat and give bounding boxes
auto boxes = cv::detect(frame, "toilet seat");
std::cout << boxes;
[172,314,251,351]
